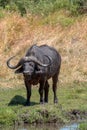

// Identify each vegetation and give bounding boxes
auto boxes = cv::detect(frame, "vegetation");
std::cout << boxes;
[0,82,87,126]
[79,122,87,130]
[0,0,87,16]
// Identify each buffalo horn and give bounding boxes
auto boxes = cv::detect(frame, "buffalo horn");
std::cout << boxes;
[7,56,23,69]
[23,55,52,67]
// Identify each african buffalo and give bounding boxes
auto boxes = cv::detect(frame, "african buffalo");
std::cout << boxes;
[7,44,61,106]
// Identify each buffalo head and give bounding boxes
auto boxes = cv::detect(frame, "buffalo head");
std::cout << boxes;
[7,55,52,77]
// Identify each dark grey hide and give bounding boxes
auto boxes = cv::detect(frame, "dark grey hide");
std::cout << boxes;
[7,45,61,106]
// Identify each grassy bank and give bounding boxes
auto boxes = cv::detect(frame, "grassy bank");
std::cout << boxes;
[79,122,87,130]
[0,81,87,126]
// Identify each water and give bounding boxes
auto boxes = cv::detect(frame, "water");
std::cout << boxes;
[60,123,79,130]
[14,123,79,130]
[1,123,79,130]
[23,123,79,130]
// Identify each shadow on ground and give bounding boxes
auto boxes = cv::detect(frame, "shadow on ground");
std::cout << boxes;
[8,95,39,106]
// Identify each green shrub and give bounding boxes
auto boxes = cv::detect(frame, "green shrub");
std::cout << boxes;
[0,0,86,16]
[0,7,5,18]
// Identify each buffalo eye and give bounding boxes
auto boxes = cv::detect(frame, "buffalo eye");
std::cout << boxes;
[29,63,34,67]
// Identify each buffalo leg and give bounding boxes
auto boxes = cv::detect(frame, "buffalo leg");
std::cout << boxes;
[24,80,31,106]
[44,81,49,103]
[52,73,58,103]
[39,82,44,104]
[39,79,46,104]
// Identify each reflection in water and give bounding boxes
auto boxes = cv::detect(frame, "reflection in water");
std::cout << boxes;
[60,123,78,130]
[15,124,62,130]
[0,123,79,130]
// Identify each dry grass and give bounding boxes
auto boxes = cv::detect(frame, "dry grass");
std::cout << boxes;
[0,12,87,88]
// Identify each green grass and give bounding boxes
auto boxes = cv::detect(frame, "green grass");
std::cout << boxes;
[0,0,86,16]
[58,82,87,111]
[0,81,87,126]
[79,122,87,130]
[39,11,76,26]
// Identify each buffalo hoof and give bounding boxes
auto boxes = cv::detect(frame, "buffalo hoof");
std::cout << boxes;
[40,101,45,105]
[54,99,58,104]
[44,101,48,104]
[40,101,48,105]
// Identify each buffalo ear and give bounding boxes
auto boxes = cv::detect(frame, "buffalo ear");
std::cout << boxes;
[15,66,23,74]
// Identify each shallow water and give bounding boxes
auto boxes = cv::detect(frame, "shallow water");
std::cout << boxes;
[0,123,79,130]
[60,123,79,130]
[20,124,79,130]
